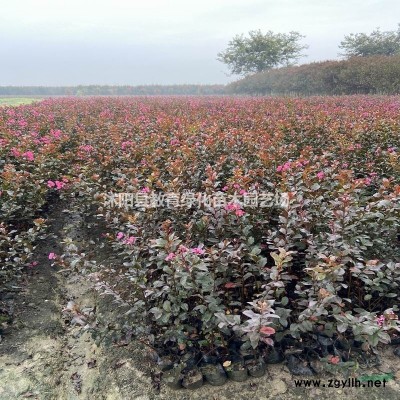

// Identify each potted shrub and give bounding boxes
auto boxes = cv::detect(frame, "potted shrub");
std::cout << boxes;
[223,360,248,382]
[245,357,267,378]
[182,368,204,389]
[200,363,227,386]
[162,364,184,389]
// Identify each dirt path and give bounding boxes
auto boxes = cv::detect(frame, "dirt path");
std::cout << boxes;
[0,200,151,399]
[1,199,400,400]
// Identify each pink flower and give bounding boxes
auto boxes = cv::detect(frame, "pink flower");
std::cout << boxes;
[140,187,150,193]
[239,189,247,195]
[282,162,291,171]
[317,171,325,181]
[165,252,176,261]
[116,232,124,240]
[40,137,51,144]
[48,253,57,260]
[364,177,372,185]
[28,261,38,268]
[55,181,65,190]
[376,315,385,327]
[225,202,237,211]
[124,236,137,245]
[225,202,245,217]
[235,209,245,217]
[222,186,229,191]
[18,119,27,128]
[10,148,21,157]
[50,129,62,139]
[277,162,291,172]
[79,144,93,152]
[47,180,65,190]
[191,247,205,255]
[22,151,34,161]
[121,141,133,150]
[178,245,189,253]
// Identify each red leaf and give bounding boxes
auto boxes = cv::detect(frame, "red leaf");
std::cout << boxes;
[260,326,275,335]
[328,355,340,365]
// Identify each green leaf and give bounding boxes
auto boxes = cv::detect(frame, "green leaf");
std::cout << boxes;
[281,297,289,306]
[163,301,171,312]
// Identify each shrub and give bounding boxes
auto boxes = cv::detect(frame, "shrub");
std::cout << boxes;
[227,55,400,95]
[1,96,399,368]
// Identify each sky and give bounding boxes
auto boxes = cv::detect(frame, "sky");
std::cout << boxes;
[1,0,399,86]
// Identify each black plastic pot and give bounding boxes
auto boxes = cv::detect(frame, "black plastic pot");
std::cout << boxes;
[182,368,204,390]
[180,351,200,370]
[242,352,256,362]
[391,336,400,346]
[163,366,183,389]
[246,359,266,378]
[158,356,174,372]
[264,348,284,364]
[223,352,243,364]
[202,354,219,365]
[224,361,248,382]
[286,355,314,376]
[201,363,227,386]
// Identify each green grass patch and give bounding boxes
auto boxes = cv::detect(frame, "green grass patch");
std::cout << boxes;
[359,373,394,382]
[0,98,41,106]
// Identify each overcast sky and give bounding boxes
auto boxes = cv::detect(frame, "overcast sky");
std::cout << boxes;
[1,0,399,85]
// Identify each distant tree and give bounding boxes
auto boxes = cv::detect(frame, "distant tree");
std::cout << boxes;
[339,25,400,58]
[217,29,307,76]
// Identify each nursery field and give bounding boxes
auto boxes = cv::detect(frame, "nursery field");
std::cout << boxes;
[0,96,400,399]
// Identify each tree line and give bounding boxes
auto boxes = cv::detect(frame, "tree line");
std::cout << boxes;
[226,55,400,95]
[0,84,226,96]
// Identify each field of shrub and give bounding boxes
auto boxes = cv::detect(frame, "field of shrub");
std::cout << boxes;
[1,96,399,383]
